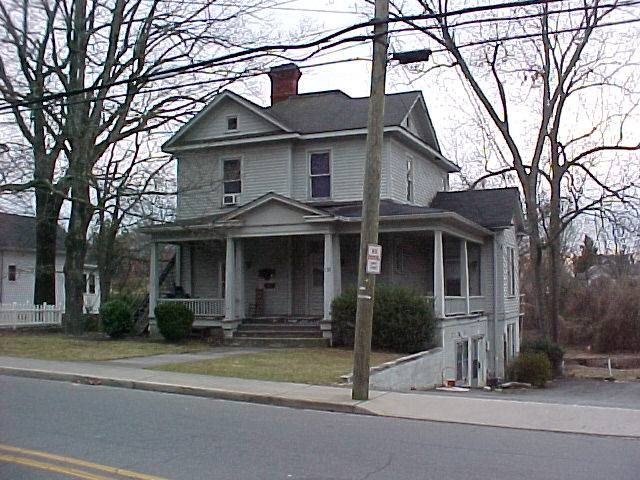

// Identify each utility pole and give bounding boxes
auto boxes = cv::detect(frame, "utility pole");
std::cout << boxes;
[352,0,389,401]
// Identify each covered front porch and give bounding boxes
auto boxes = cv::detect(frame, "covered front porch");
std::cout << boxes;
[148,229,490,339]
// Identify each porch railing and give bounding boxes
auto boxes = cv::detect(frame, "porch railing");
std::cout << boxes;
[444,296,467,316]
[0,303,63,328]
[423,296,486,317]
[158,298,225,317]
[469,296,485,313]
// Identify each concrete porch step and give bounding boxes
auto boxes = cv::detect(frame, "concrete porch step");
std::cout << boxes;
[234,329,324,338]
[226,337,330,348]
[241,316,322,326]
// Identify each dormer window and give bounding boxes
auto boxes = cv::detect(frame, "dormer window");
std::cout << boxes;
[309,151,331,199]
[226,116,238,131]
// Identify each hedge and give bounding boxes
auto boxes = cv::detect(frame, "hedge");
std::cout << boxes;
[331,285,435,354]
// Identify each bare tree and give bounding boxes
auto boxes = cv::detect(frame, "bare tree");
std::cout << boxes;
[393,0,640,340]
[0,0,278,333]
[91,132,174,302]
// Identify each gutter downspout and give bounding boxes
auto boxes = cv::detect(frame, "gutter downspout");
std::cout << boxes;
[492,232,500,378]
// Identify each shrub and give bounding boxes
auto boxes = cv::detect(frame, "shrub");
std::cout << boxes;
[100,300,133,338]
[331,285,435,354]
[154,302,194,342]
[521,338,564,376]
[511,352,551,387]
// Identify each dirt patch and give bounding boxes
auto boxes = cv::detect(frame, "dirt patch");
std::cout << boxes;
[564,349,640,369]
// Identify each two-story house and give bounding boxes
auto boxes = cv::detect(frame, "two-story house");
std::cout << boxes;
[143,63,523,385]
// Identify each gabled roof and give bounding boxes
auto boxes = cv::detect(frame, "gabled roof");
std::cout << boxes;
[216,192,332,223]
[431,187,524,230]
[164,89,444,152]
[163,90,292,151]
[266,90,422,134]
[0,212,66,252]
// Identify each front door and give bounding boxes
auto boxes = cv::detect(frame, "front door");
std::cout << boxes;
[455,341,469,386]
[471,338,481,387]
[306,240,324,316]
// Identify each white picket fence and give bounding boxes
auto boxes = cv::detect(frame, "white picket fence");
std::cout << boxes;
[0,303,63,328]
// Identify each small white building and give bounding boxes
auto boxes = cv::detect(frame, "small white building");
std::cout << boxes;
[0,212,101,313]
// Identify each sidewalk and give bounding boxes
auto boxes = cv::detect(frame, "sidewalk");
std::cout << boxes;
[1,355,639,438]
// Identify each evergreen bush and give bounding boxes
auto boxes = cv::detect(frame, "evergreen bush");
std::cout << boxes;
[511,351,552,387]
[331,286,435,354]
[100,300,133,338]
[154,302,194,342]
[521,338,565,376]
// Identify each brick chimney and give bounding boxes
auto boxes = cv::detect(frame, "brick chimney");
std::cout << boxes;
[268,63,301,105]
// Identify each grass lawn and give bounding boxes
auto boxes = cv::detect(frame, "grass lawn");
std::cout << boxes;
[154,348,402,385]
[0,332,210,361]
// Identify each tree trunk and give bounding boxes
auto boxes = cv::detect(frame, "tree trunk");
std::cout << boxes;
[523,185,547,337]
[63,152,93,334]
[34,192,59,305]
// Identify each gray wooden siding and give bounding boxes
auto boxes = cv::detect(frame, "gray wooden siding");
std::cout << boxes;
[181,97,277,142]
[480,240,494,314]
[388,137,447,206]
[176,143,290,220]
[501,227,520,317]
[291,137,390,203]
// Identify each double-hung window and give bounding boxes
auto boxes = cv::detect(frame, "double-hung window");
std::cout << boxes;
[223,159,241,195]
[309,151,331,199]
[506,247,516,296]
[406,157,414,202]
[8,265,16,281]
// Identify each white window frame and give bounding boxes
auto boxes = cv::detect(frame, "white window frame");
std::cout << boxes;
[506,247,516,297]
[226,115,238,132]
[222,157,242,196]
[406,156,414,202]
[308,150,331,199]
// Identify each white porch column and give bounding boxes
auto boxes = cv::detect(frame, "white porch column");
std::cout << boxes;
[175,245,182,288]
[332,234,342,296]
[148,242,159,332]
[461,239,470,314]
[235,238,245,319]
[323,233,335,320]
[433,231,445,318]
[224,237,236,338]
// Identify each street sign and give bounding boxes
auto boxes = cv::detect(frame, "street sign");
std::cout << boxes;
[366,244,382,274]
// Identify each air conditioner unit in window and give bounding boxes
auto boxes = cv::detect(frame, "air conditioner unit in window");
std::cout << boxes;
[222,193,239,206]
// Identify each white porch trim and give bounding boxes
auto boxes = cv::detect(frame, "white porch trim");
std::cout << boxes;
[223,237,237,338]
[433,230,445,318]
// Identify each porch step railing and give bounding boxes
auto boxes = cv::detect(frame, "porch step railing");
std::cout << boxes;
[158,298,224,317]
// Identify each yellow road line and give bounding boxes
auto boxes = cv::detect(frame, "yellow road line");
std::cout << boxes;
[0,453,115,480]
[0,444,170,480]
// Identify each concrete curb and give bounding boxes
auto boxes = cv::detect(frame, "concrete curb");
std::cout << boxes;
[3,364,640,439]
[0,366,362,415]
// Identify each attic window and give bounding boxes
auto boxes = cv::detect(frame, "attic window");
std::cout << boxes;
[8,265,16,281]
[226,116,238,131]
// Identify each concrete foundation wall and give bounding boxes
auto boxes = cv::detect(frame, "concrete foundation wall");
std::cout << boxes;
[368,348,443,391]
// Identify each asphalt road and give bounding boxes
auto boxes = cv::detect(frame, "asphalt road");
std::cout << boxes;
[1,376,639,480]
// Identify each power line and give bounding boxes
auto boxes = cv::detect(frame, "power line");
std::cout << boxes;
[0,0,573,109]
[0,0,637,113]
